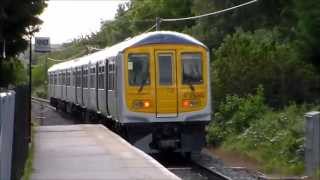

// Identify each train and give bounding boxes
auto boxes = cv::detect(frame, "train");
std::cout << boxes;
[48,31,211,155]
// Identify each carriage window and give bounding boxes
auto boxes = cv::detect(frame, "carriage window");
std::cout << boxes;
[98,66,104,89]
[83,69,88,88]
[62,72,66,85]
[59,73,62,85]
[158,53,173,85]
[72,71,76,86]
[75,71,78,86]
[66,71,70,86]
[65,72,68,86]
[54,74,57,85]
[128,54,150,86]
[90,67,96,88]
[76,70,82,87]
[108,63,115,90]
[182,53,203,84]
[61,73,63,85]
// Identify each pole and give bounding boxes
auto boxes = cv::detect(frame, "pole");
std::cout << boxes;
[45,58,47,93]
[2,39,5,59]
[28,36,32,142]
[156,17,160,31]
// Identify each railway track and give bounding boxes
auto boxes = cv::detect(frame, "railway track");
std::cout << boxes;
[153,153,231,180]
[192,161,232,180]
[31,96,55,110]
[167,162,231,180]
[31,96,50,104]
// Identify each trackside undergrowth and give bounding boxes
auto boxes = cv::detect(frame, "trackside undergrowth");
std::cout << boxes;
[207,87,319,175]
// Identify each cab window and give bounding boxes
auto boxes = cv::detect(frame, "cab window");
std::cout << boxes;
[182,53,203,84]
[128,54,150,86]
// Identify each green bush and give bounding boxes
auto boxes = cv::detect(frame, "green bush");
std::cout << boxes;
[208,86,268,145]
[212,28,320,108]
[0,58,27,87]
[207,88,313,174]
[34,88,47,99]
[32,64,46,89]
[224,104,306,174]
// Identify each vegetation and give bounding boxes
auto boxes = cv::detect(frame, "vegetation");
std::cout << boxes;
[22,120,38,180]
[0,58,28,86]
[212,29,320,108]
[207,88,317,174]
[0,0,47,87]
[29,0,320,175]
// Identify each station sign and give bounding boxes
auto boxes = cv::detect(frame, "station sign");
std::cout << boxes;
[35,37,51,52]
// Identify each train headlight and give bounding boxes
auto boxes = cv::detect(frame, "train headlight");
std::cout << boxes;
[133,100,151,109]
[182,99,199,108]
[143,101,150,108]
[183,100,191,108]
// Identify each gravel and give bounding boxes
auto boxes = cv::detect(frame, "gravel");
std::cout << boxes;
[31,101,78,125]
[192,149,261,180]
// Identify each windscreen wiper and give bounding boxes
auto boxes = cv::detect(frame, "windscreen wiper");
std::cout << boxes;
[187,80,195,92]
[138,76,147,92]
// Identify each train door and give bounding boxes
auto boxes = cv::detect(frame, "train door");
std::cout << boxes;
[75,68,78,104]
[155,50,178,117]
[95,62,99,111]
[81,66,84,106]
[65,69,68,99]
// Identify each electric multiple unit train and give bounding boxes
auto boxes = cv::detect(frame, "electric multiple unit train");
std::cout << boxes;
[48,31,211,154]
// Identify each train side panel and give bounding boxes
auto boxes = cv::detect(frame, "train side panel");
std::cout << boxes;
[88,63,96,111]
[107,57,118,119]
[97,60,106,115]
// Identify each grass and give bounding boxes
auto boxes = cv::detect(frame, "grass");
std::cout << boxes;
[316,168,320,179]
[21,120,38,180]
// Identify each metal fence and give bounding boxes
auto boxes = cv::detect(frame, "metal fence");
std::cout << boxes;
[0,90,15,180]
[0,86,30,180]
[305,111,320,177]
[11,86,30,180]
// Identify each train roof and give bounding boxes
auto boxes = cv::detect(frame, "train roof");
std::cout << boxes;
[48,31,206,72]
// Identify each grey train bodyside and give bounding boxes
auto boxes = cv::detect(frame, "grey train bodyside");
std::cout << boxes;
[48,31,211,155]
[48,54,122,122]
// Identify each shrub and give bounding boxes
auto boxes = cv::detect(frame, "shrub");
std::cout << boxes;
[207,84,316,174]
[212,28,320,108]
[224,104,306,174]
[207,86,268,145]
[0,58,27,87]
[208,88,310,174]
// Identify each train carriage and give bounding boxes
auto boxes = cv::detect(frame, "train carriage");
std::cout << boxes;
[48,31,211,154]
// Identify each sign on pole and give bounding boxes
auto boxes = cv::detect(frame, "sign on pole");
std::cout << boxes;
[35,37,51,52]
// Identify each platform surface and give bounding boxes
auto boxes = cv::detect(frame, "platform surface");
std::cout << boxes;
[31,125,180,180]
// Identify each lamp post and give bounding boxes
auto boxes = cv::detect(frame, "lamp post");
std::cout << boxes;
[28,36,32,142]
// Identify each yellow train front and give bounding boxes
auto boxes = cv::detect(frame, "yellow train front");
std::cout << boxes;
[48,31,211,155]
[121,32,211,154]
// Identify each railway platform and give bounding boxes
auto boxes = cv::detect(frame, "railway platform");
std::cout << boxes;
[31,124,180,180]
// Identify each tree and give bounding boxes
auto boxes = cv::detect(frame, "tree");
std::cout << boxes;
[212,29,320,107]
[186,0,296,51]
[129,0,194,33]
[0,0,47,60]
[294,0,320,70]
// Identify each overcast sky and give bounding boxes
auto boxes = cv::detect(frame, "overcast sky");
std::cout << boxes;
[36,0,128,44]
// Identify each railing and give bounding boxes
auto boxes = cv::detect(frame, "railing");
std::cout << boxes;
[0,91,15,180]
[305,111,320,177]
[0,86,30,180]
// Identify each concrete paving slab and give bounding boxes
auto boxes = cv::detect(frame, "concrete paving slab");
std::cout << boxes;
[31,124,180,180]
